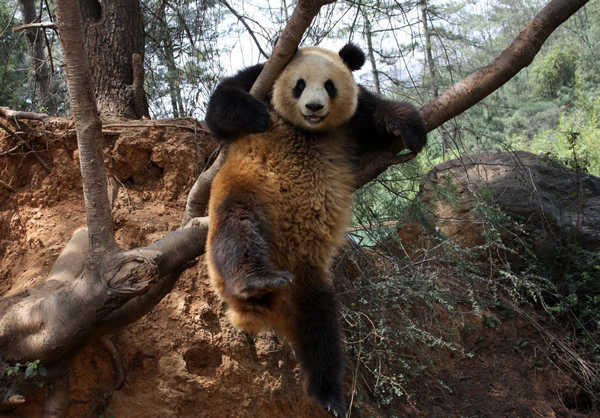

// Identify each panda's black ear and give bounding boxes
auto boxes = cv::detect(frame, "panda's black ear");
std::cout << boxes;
[339,43,365,71]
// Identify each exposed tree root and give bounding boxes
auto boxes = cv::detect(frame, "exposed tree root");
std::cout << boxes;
[101,335,126,389]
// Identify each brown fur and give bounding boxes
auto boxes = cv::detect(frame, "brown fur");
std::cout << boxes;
[206,114,354,334]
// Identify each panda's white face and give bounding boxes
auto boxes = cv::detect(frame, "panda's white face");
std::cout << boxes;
[272,47,358,132]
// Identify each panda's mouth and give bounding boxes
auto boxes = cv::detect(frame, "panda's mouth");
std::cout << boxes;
[303,114,327,124]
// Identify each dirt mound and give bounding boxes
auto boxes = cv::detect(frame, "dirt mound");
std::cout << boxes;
[1,122,596,417]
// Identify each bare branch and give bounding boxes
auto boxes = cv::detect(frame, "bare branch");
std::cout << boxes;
[0,119,52,172]
[221,0,270,60]
[12,21,56,32]
[0,179,16,192]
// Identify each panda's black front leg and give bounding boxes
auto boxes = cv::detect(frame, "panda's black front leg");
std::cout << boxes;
[350,85,427,154]
[292,270,346,417]
[374,99,427,154]
[205,63,272,141]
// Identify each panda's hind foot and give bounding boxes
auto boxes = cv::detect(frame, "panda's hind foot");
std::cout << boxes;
[232,270,293,300]
[312,390,345,418]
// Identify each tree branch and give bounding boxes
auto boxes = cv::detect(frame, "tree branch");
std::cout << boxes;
[420,0,590,132]
[355,0,590,187]
[182,148,226,225]
[12,21,56,32]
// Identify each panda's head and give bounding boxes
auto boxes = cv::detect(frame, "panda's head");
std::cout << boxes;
[272,43,365,132]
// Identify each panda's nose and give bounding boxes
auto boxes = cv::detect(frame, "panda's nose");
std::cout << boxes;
[305,102,324,112]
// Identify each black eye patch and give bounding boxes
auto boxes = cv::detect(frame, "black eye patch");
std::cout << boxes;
[324,79,337,98]
[293,79,306,98]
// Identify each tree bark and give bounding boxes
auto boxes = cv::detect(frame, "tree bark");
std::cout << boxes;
[81,0,148,119]
[55,0,116,265]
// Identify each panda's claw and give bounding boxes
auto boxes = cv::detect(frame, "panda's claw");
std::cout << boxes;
[309,385,346,418]
[322,398,346,418]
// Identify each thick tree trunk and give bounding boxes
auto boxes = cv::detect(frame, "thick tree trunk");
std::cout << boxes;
[80,0,148,119]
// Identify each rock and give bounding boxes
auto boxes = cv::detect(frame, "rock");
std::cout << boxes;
[419,151,600,249]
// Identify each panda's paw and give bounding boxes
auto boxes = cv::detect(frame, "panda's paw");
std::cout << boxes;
[314,392,346,418]
[206,89,272,140]
[236,271,293,299]
[379,101,427,154]
[231,93,272,134]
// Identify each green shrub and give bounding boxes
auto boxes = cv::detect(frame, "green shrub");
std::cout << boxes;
[531,45,578,99]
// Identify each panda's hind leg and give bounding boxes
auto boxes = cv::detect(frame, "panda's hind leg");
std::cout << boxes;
[286,266,346,417]
[210,193,293,301]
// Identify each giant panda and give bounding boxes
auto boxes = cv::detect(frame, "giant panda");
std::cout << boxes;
[204,43,427,416]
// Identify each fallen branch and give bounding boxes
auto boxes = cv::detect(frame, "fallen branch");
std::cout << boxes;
[0,107,49,121]
[102,121,210,133]
[0,120,52,172]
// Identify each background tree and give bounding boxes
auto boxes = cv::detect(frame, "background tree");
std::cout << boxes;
[0,0,28,110]
[17,0,58,114]
[143,0,222,118]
